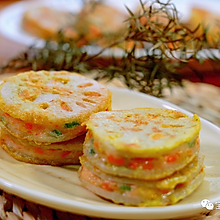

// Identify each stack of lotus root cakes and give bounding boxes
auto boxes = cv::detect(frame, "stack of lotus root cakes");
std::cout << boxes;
[79,108,204,206]
[0,71,111,165]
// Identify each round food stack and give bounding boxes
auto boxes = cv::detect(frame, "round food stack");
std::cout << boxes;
[0,71,112,165]
[22,7,77,40]
[78,108,204,206]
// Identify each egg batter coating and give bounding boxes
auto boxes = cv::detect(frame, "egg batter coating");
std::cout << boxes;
[0,126,85,165]
[79,154,204,206]
[0,71,111,143]
[83,108,201,180]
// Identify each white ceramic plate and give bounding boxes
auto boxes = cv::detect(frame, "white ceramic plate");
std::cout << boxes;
[0,86,219,219]
[0,0,220,48]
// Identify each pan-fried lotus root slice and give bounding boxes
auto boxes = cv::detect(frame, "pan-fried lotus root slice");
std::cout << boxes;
[0,71,111,143]
[0,126,85,165]
[78,154,204,206]
[84,108,201,180]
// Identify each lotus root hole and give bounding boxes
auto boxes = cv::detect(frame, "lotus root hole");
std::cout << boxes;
[82,98,97,104]
[76,101,86,108]
[84,91,101,97]
[31,79,38,83]
[78,83,93,88]
[39,103,50,110]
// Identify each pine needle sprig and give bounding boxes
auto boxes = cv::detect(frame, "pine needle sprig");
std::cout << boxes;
[1,0,219,97]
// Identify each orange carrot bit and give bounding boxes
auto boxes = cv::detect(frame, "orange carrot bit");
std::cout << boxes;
[34,148,44,154]
[161,189,170,194]
[107,155,116,164]
[61,151,71,158]
[176,183,184,188]
[129,158,154,170]
[142,162,154,170]
[129,161,139,170]
[129,158,141,169]
[25,123,33,130]
[167,155,177,163]
[101,181,113,192]
[107,154,125,166]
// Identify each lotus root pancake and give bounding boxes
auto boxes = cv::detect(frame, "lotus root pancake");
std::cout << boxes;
[0,71,111,143]
[79,154,204,206]
[22,7,76,40]
[84,108,201,180]
[0,126,85,166]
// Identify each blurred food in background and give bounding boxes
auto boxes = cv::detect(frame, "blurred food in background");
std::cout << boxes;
[2,0,220,99]
[73,1,128,47]
[21,0,220,48]
[22,1,128,47]
[184,7,220,46]
[22,7,76,40]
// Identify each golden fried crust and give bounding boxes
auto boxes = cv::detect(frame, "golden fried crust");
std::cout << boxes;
[1,143,82,166]
[0,128,85,166]
[80,153,204,192]
[78,155,204,206]
[86,108,201,156]
[0,71,112,125]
